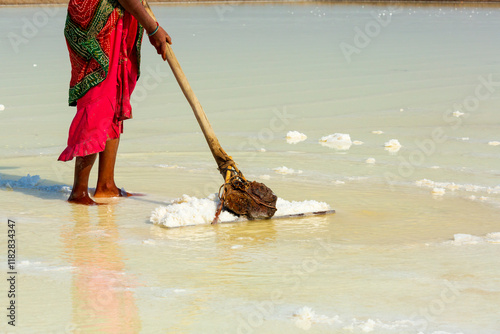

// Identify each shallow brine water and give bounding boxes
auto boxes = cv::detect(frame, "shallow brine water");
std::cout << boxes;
[1,2,500,333]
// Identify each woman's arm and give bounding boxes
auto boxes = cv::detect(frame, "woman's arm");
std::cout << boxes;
[117,0,172,60]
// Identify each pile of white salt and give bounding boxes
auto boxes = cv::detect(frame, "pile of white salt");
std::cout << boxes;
[150,194,331,228]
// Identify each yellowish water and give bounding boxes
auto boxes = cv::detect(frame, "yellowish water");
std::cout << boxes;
[1,3,500,333]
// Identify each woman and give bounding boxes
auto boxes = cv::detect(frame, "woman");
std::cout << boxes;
[59,0,171,205]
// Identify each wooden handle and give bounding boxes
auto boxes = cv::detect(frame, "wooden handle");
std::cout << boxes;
[142,1,234,175]
[164,44,235,173]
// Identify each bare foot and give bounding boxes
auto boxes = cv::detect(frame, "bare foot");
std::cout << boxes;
[120,189,145,197]
[68,193,101,205]
[94,185,144,198]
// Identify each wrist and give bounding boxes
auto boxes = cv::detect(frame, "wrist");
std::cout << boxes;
[147,22,159,37]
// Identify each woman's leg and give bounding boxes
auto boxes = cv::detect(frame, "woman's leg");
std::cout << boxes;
[94,138,122,197]
[68,153,98,205]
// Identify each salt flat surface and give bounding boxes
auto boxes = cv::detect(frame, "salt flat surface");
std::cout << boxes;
[1,3,500,333]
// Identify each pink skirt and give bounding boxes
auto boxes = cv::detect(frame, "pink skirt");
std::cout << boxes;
[59,13,139,161]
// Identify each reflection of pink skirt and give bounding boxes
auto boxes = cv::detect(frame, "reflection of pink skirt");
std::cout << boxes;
[59,13,139,161]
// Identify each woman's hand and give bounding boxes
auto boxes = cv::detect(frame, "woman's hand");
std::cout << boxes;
[148,26,172,61]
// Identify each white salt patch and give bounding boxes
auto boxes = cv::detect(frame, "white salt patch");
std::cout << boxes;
[0,104,5,111]
[143,239,156,245]
[273,166,302,175]
[371,130,384,134]
[33,64,37,67]
[293,306,340,330]
[258,148,266,152]
[486,232,500,243]
[231,245,243,249]
[259,174,271,180]
[293,306,315,330]
[359,318,377,332]
[488,141,500,146]
[432,187,446,196]
[459,137,470,141]
[399,108,404,112]
[365,158,376,164]
[150,195,331,228]
[319,133,352,150]
[333,180,345,185]
[286,130,307,144]
[275,197,330,215]
[452,110,465,117]
[453,234,485,245]
[352,140,363,145]
[155,164,185,169]
[415,178,500,196]
[150,195,238,228]
[384,139,402,153]
[430,165,440,169]
[448,232,500,245]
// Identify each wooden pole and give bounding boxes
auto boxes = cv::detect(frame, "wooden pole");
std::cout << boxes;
[143,1,235,177]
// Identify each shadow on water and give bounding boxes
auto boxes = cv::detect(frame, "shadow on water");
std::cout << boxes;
[0,171,170,206]
[0,171,70,201]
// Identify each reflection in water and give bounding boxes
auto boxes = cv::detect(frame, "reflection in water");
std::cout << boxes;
[61,205,141,333]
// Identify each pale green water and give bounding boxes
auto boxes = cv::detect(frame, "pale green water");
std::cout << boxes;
[1,3,500,333]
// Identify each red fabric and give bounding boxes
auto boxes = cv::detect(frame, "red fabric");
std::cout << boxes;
[59,14,140,162]
[66,0,120,91]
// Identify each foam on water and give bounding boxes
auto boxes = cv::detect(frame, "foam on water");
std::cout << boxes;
[150,195,331,228]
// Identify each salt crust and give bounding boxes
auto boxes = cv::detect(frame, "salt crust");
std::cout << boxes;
[286,130,307,144]
[449,232,500,245]
[371,130,384,134]
[431,187,446,196]
[273,166,303,175]
[155,164,185,169]
[384,139,402,153]
[415,178,500,195]
[292,306,462,333]
[488,141,500,146]
[150,195,331,228]
[319,133,352,150]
